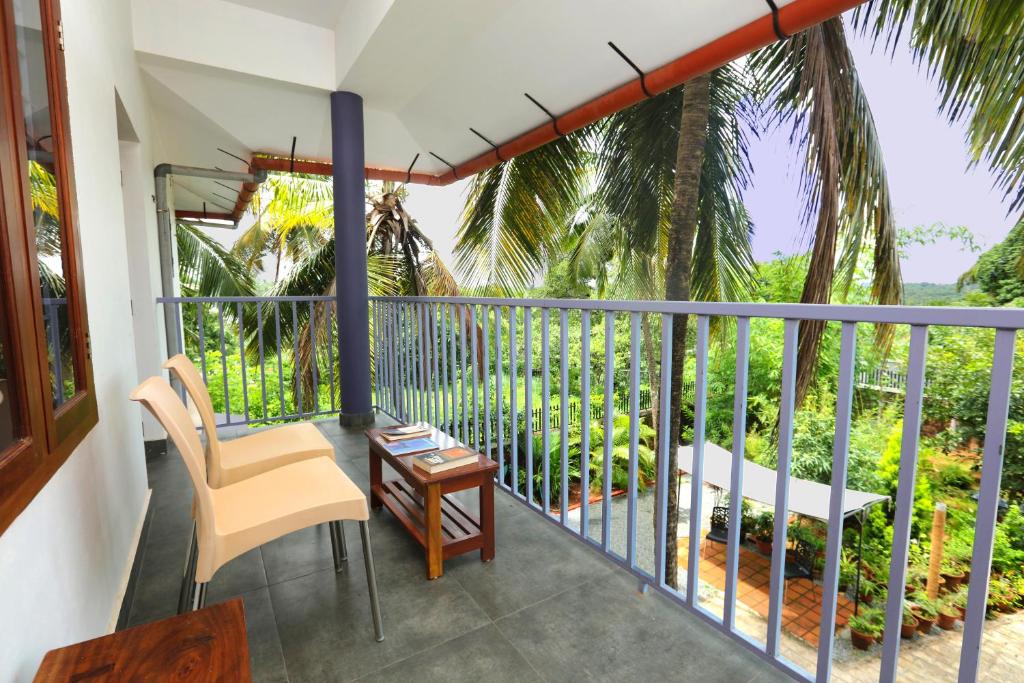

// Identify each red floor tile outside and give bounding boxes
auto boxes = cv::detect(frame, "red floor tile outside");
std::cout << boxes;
[679,538,855,648]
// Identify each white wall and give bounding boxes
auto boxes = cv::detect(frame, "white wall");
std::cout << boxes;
[0,0,160,679]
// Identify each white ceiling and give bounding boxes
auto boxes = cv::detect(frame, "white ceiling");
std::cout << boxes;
[133,0,856,213]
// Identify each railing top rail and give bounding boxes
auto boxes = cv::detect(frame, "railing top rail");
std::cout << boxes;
[158,295,335,304]
[370,295,1024,329]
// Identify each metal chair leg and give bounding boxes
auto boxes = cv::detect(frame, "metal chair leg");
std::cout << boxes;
[329,521,346,573]
[177,522,198,615]
[338,521,348,561]
[359,521,384,642]
[192,582,208,611]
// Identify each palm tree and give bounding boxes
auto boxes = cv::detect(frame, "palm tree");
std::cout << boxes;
[456,22,902,587]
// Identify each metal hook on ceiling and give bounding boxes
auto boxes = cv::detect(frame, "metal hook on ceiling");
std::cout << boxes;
[524,92,564,136]
[763,0,789,41]
[429,151,460,180]
[608,41,653,98]
[404,153,420,184]
[469,127,505,162]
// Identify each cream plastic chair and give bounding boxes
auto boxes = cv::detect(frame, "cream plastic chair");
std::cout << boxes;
[164,353,342,612]
[163,354,334,487]
[130,377,383,641]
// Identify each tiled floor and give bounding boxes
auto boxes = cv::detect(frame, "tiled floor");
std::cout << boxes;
[678,540,854,647]
[124,416,792,682]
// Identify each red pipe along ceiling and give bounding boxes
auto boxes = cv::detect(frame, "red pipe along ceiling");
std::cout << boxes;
[252,0,866,186]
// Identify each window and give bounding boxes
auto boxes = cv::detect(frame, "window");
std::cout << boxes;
[0,0,96,533]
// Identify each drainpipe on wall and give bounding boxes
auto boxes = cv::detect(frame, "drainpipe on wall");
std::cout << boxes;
[153,164,267,360]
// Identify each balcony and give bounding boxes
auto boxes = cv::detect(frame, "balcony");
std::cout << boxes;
[126,416,786,682]
[147,293,1024,682]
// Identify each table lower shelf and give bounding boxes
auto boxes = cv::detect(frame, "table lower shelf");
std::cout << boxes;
[372,479,484,559]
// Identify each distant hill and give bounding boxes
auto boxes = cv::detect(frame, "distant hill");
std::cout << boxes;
[902,282,977,306]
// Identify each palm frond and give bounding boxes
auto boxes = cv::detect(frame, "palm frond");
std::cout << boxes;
[454,132,592,293]
[176,222,256,298]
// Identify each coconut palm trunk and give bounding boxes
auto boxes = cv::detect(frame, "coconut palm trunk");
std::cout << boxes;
[662,72,712,590]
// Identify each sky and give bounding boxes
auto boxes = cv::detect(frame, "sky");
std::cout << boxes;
[400,25,1020,287]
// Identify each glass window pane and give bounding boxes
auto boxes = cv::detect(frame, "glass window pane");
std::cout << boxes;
[0,294,17,452]
[14,0,79,407]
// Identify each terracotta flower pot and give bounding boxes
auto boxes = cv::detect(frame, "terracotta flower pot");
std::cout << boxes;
[915,614,935,634]
[860,593,874,606]
[755,537,772,555]
[901,618,918,639]
[850,628,875,651]
[937,611,959,630]
[956,605,966,619]
[941,573,964,591]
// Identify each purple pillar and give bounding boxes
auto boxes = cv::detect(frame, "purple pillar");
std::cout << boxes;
[332,91,374,426]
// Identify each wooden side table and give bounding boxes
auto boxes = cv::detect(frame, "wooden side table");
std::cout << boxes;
[366,426,498,579]
[35,599,251,682]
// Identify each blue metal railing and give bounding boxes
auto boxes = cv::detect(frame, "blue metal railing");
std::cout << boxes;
[158,295,341,427]
[42,297,68,407]
[371,294,1024,683]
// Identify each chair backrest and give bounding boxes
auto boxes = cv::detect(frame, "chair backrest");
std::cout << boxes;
[129,377,213,530]
[710,505,729,533]
[163,354,221,463]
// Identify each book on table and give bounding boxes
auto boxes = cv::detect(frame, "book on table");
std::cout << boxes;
[412,447,478,474]
[381,437,439,457]
[379,424,432,442]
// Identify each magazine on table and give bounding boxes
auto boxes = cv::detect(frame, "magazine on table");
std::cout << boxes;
[378,423,432,441]
[381,437,439,456]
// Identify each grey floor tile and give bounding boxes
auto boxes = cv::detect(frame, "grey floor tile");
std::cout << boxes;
[355,624,542,683]
[269,566,489,682]
[206,547,268,602]
[261,523,339,585]
[239,587,289,683]
[444,506,615,620]
[496,571,772,683]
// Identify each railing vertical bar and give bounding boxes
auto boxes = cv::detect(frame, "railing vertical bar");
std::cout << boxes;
[449,304,461,441]
[420,303,431,424]
[601,311,614,551]
[197,302,208,385]
[401,303,411,423]
[509,308,519,497]
[385,302,395,417]
[766,318,802,655]
[626,312,641,566]
[470,305,479,451]
[431,304,441,428]
[482,307,492,461]
[275,302,285,419]
[495,306,505,485]
[813,321,857,676]
[371,300,380,413]
[173,302,184,358]
[880,324,930,681]
[686,315,710,605]
[541,309,551,514]
[524,307,534,508]
[460,305,470,442]
[723,316,751,632]
[439,303,450,430]
[327,300,336,413]
[958,328,1017,683]
[291,302,301,418]
[654,313,673,588]
[580,310,592,538]
[257,303,267,419]
[414,303,424,423]
[308,301,319,414]
[237,303,249,422]
[218,302,231,424]
[47,304,63,403]
[560,309,570,526]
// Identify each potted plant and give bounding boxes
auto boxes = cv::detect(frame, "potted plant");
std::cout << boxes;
[905,561,928,594]
[911,593,939,633]
[752,510,774,555]
[858,577,878,605]
[937,594,960,630]
[951,586,969,618]
[987,576,1017,614]
[940,559,966,592]
[839,551,857,594]
[901,604,919,639]
[848,609,883,651]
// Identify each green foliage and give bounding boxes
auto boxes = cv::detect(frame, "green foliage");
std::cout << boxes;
[849,608,885,636]
[958,219,1024,304]
[587,415,657,493]
[873,420,934,540]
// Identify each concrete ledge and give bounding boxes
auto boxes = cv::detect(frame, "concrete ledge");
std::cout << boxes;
[339,410,375,427]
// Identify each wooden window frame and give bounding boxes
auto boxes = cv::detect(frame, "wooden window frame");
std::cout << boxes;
[0,0,97,534]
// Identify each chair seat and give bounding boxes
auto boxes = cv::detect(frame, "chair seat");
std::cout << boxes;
[204,457,367,580]
[705,529,728,544]
[216,422,333,486]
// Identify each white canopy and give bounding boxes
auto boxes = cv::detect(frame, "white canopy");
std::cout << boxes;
[678,442,888,521]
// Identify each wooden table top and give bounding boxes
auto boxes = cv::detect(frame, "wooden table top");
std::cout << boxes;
[35,599,251,682]
[365,425,497,485]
